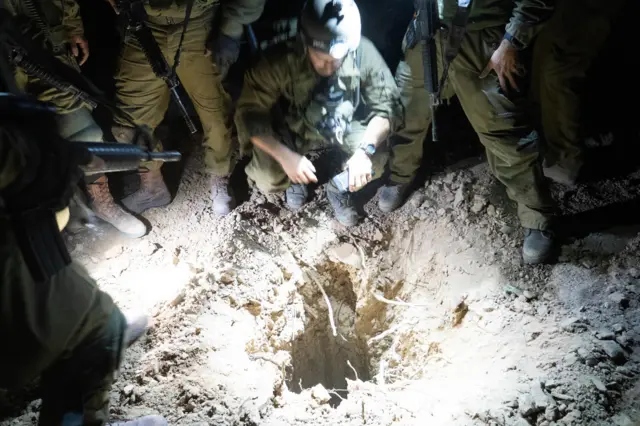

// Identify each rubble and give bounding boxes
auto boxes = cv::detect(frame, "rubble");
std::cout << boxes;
[4,140,639,426]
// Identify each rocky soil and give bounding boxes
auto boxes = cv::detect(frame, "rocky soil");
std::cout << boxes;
[2,125,640,425]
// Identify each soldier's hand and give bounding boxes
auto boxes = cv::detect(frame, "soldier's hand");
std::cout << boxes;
[479,39,524,93]
[70,35,90,66]
[206,34,241,79]
[346,149,373,192]
[281,151,318,184]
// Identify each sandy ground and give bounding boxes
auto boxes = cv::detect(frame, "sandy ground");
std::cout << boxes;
[2,129,640,426]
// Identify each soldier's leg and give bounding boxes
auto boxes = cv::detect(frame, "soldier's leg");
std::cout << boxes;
[17,51,147,236]
[389,48,432,185]
[381,38,450,213]
[0,221,118,423]
[535,0,625,184]
[324,121,387,226]
[114,35,170,132]
[55,107,103,142]
[177,18,235,216]
[54,108,147,237]
[0,221,163,426]
[450,28,556,263]
[245,144,291,194]
[114,36,172,215]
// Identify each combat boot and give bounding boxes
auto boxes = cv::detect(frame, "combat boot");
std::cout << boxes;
[522,228,555,264]
[210,175,236,216]
[378,182,411,213]
[286,184,308,210]
[86,176,147,238]
[122,169,171,215]
[109,415,167,426]
[326,181,360,226]
[124,313,149,348]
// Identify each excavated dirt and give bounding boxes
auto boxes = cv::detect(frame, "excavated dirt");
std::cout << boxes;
[2,123,640,425]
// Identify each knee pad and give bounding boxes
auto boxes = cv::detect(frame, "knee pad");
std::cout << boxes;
[55,108,104,142]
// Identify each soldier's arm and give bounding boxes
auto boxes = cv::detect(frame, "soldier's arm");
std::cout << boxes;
[358,38,401,144]
[220,0,267,39]
[59,0,85,39]
[505,0,554,49]
[235,47,288,147]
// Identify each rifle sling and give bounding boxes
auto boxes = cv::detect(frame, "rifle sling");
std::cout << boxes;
[171,0,194,74]
[434,0,473,100]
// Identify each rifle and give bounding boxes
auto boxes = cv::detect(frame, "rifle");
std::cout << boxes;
[116,0,198,134]
[416,0,473,143]
[2,106,181,285]
[0,16,183,283]
[416,0,440,142]
[10,48,99,109]
[80,142,181,175]
[1,94,182,282]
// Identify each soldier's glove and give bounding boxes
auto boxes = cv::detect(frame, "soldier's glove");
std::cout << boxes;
[206,34,241,79]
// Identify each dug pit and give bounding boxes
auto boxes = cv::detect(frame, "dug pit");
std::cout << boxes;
[287,262,371,406]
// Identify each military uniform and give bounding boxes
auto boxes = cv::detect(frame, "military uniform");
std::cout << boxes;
[5,0,103,142]
[113,0,266,176]
[391,0,555,231]
[0,129,126,424]
[235,37,400,194]
[532,0,626,176]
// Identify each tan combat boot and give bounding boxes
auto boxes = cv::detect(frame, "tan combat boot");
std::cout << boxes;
[87,176,147,238]
[210,174,236,216]
[122,169,171,215]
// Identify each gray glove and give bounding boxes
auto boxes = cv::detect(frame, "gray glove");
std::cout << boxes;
[207,34,241,78]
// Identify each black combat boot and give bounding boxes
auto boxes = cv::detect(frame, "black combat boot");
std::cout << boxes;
[522,228,555,264]
[378,182,411,213]
[326,181,360,226]
[285,184,308,210]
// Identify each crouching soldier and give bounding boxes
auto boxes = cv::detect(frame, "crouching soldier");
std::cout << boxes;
[235,0,401,226]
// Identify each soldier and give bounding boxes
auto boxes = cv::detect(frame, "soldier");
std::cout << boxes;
[532,0,627,185]
[4,0,147,238]
[235,0,401,226]
[384,0,556,264]
[108,0,266,217]
[0,82,165,426]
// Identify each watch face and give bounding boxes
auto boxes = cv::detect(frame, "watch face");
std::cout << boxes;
[364,144,376,156]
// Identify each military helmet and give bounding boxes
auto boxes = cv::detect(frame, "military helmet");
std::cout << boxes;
[300,0,361,59]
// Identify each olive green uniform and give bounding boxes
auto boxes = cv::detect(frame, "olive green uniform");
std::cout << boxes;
[235,37,401,193]
[391,0,555,230]
[0,130,125,424]
[531,0,626,172]
[113,0,266,176]
[5,0,103,142]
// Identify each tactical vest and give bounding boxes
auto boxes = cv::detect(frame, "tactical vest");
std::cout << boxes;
[286,45,362,151]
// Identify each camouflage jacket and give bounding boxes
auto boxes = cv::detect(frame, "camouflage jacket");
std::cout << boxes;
[435,0,554,49]
[235,37,401,153]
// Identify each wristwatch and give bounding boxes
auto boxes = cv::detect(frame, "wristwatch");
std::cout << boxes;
[359,143,376,157]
